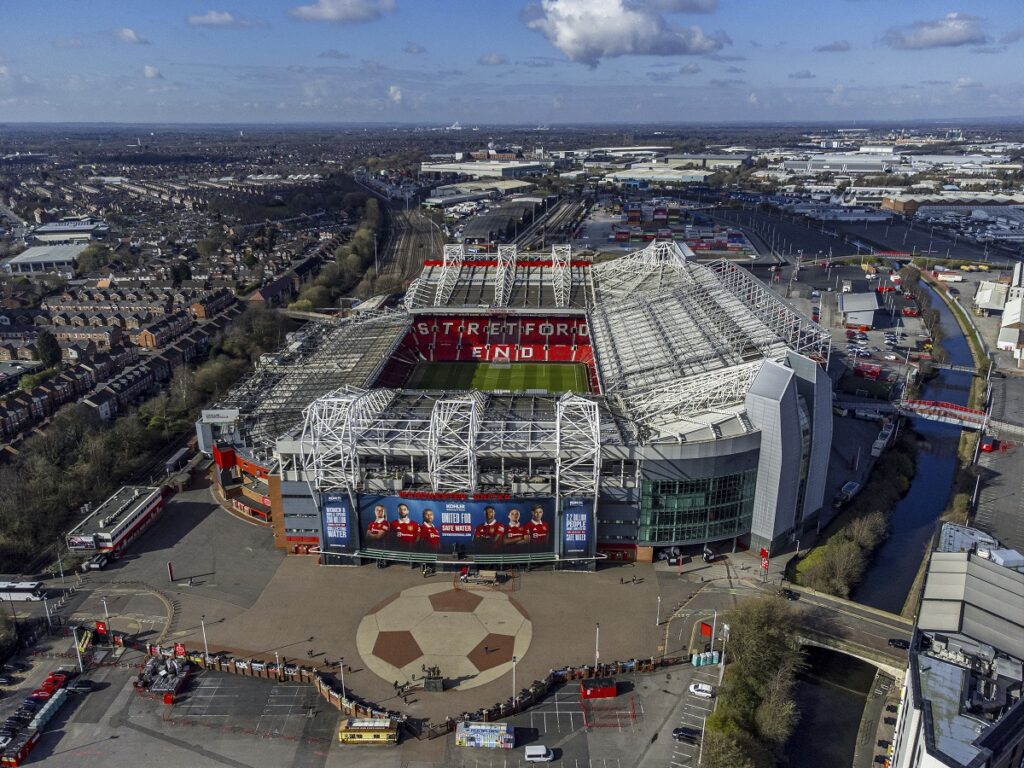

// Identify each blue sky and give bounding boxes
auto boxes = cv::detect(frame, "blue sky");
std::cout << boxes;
[0,0,1021,123]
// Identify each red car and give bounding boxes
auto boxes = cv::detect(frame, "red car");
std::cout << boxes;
[845,330,857,339]
[31,689,53,700]
[980,436,999,453]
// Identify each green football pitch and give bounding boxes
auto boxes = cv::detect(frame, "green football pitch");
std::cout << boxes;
[407,361,590,393]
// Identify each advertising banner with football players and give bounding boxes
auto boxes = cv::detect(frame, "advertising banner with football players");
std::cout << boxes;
[357,495,556,555]
[560,497,594,556]
[321,492,354,551]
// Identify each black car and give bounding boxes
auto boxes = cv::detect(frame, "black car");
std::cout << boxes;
[1,663,26,673]
[888,638,910,649]
[67,679,94,693]
[673,726,701,744]
[0,676,15,685]
[778,588,799,601]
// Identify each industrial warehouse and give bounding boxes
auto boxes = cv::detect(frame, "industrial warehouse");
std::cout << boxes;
[197,241,833,567]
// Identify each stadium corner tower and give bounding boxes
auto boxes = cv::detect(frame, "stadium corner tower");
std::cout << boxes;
[198,241,833,569]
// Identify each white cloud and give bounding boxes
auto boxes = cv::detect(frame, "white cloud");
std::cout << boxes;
[143,65,162,79]
[814,40,850,53]
[387,84,402,104]
[317,48,350,59]
[680,62,701,74]
[288,0,394,23]
[1001,28,1024,44]
[403,41,426,55]
[953,76,981,92]
[187,10,252,27]
[524,0,729,67]
[478,52,508,66]
[788,69,815,79]
[747,92,758,105]
[882,13,987,50]
[117,27,149,45]
[0,66,8,79]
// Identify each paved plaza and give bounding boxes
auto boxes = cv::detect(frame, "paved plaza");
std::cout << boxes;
[357,583,532,690]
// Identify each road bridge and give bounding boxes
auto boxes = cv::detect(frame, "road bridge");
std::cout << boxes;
[796,631,906,678]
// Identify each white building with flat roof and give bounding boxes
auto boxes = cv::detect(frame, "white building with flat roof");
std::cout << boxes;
[1,243,88,276]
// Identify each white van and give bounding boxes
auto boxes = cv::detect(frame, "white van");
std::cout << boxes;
[525,745,554,762]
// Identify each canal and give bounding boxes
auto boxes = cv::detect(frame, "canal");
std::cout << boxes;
[789,285,975,766]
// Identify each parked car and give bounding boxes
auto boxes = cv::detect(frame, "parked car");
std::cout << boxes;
[980,436,999,453]
[0,676,15,685]
[689,682,714,698]
[779,588,799,601]
[67,679,94,693]
[888,638,910,649]
[673,726,701,744]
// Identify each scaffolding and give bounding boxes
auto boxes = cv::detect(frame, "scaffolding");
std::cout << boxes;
[550,244,572,308]
[427,391,485,492]
[555,394,601,499]
[433,244,465,307]
[494,244,516,307]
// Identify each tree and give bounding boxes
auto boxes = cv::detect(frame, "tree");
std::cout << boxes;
[35,330,61,367]
[169,262,192,286]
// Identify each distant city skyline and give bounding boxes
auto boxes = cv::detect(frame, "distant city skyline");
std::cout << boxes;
[0,0,1022,124]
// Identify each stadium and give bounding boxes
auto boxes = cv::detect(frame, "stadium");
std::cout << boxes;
[198,241,833,568]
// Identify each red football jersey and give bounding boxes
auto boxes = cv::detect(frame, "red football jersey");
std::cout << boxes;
[391,519,419,543]
[475,521,506,539]
[367,520,389,537]
[421,524,441,547]
[525,520,549,540]
[504,524,528,544]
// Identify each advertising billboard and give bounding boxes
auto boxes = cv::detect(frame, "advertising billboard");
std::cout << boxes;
[321,492,353,551]
[357,495,556,555]
[561,497,594,556]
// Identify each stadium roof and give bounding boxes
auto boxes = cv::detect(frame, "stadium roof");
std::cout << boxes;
[215,241,831,469]
[404,244,594,312]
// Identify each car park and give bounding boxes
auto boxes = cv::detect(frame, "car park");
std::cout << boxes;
[689,682,714,698]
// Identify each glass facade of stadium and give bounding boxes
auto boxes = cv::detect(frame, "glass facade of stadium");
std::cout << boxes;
[638,470,758,544]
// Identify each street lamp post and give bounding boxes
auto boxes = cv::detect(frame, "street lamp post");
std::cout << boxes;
[101,597,109,623]
[594,622,600,669]
[56,539,66,590]
[795,540,801,557]
[655,595,661,627]
[710,609,718,654]
[200,615,210,660]
[512,655,517,700]
[339,656,346,699]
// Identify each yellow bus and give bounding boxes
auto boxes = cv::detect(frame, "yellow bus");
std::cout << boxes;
[337,718,399,745]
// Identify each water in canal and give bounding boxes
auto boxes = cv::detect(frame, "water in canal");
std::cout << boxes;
[852,286,974,612]
[787,647,878,768]
[789,286,975,764]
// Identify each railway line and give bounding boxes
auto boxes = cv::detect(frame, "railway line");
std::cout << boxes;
[515,199,588,250]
